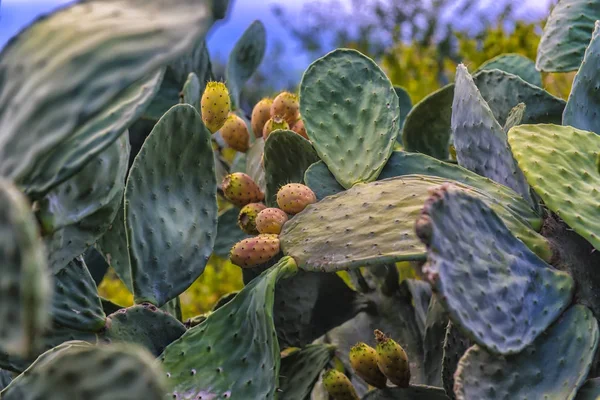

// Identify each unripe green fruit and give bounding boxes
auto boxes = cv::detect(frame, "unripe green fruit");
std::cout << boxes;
[237,203,266,235]
[255,207,288,234]
[291,118,308,140]
[251,98,273,138]
[323,369,360,400]
[349,342,387,388]
[263,116,289,140]
[222,173,264,207]
[230,234,280,268]
[276,183,316,215]
[270,91,300,126]
[201,81,231,133]
[375,329,410,388]
[221,113,250,153]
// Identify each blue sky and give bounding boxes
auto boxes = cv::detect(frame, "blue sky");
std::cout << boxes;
[0,0,554,86]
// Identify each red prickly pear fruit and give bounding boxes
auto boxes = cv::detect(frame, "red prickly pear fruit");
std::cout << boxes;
[322,369,360,400]
[270,91,300,126]
[251,98,273,138]
[349,342,387,388]
[229,234,280,268]
[263,116,289,140]
[375,330,410,388]
[255,208,288,234]
[291,118,308,140]
[221,113,250,153]
[222,173,265,207]
[201,81,231,133]
[276,183,316,215]
[237,203,266,235]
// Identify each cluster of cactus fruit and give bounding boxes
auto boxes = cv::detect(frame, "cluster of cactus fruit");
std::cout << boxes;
[5,0,600,399]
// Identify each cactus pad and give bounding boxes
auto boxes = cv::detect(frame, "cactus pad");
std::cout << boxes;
[281,175,548,271]
[509,124,600,252]
[304,161,345,200]
[96,201,132,291]
[416,185,574,354]
[422,296,448,387]
[451,64,532,204]
[180,72,201,111]
[104,304,186,356]
[160,256,298,399]
[226,20,266,108]
[0,180,51,356]
[52,257,105,332]
[394,86,413,138]
[576,378,600,399]
[214,208,251,258]
[454,305,599,399]
[245,138,267,193]
[441,322,472,400]
[264,130,320,206]
[300,49,400,188]
[503,102,526,134]
[279,344,335,400]
[537,0,600,72]
[476,53,542,87]
[125,104,217,306]
[2,344,167,399]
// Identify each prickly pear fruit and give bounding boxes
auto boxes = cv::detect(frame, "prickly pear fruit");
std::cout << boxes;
[222,173,265,207]
[251,98,273,138]
[349,342,387,388]
[229,234,280,268]
[237,203,266,235]
[291,118,308,140]
[276,183,316,215]
[323,369,360,400]
[221,113,250,152]
[263,116,289,140]
[255,207,288,234]
[201,81,231,133]
[375,329,410,388]
[270,91,300,126]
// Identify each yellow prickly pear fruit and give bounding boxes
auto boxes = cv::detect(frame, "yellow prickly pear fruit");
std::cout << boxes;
[201,81,230,133]
[237,203,266,234]
[276,183,316,215]
[221,113,250,153]
[262,116,289,140]
[270,91,300,126]
[255,208,288,234]
[349,342,387,388]
[251,98,273,138]
[291,118,308,140]
[222,173,264,207]
[322,369,360,400]
[229,234,280,268]
[375,329,410,388]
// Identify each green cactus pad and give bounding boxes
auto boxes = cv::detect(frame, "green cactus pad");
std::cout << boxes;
[537,0,600,72]
[0,0,225,196]
[104,304,186,356]
[214,208,250,258]
[246,137,267,192]
[180,72,201,110]
[503,103,526,134]
[0,369,11,391]
[125,104,217,306]
[96,200,132,291]
[417,185,573,354]
[423,296,448,387]
[264,130,320,206]
[509,124,600,252]
[576,378,600,399]
[455,305,599,399]
[0,180,51,356]
[52,257,105,332]
[476,54,542,87]
[1,343,167,400]
[402,84,454,160]
[564,22,600,135]
[226,20,266,108]
[83,247,109,286]
[160,256,298,399]
[101,297,123,315]
[304,161,345,200]
[451,64,532,204]
[362,386,449,400]
[474,69,565,127]
[405,279,432,336]
[441,322,472,400]
[394,86,413,141]
[161,297,183,321]
[279,344,335,400]
[281,175,548,272]
[300,49,400,188]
